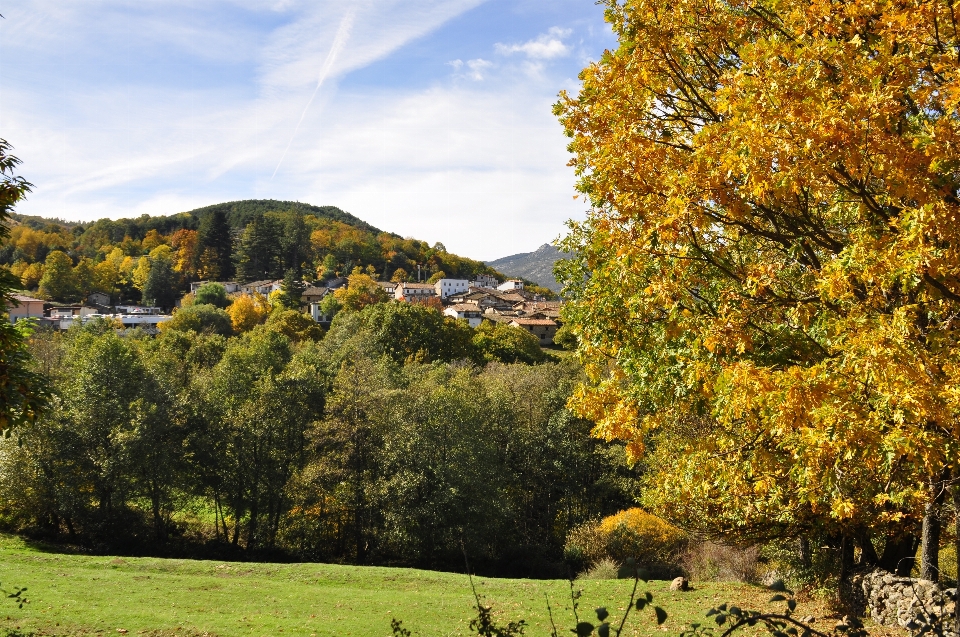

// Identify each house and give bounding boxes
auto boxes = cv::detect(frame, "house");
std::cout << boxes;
[57,313,171,332]
[115,305,163,315]
[309,302,334,325]
[443,303,483,328]
[434,278,470,299]
[508,317,558,345]
[87,292,111,306]
[376,281,397,296]
[395,282,437,301]
[498,279,524,292]
[447,290,515,311]
[471,274,499,290]
[191,281,241,294]
[301,286,329,304]
[48,305,98,319]
[5,294,45,323]
[239,280,282,296]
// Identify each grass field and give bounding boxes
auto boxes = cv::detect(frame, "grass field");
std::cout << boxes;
[0,535,894,637]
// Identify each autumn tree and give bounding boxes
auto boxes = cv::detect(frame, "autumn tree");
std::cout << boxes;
[38,250,79,302]
[556,0,960,577]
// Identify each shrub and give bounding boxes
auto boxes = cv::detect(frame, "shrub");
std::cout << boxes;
[565,508,687,577]
[577,557,621,580]
[683,542,762,583]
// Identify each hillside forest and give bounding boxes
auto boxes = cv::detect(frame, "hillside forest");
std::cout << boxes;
[2,200,552,308]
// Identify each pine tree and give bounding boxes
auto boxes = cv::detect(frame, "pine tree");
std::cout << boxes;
[235,212,282,283]
[196,209,234,281]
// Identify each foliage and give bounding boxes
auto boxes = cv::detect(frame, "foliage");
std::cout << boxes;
[472,321,547,365]
[333,270,390,312]
[565,509,688,576]
[193,282,229,308]
[0,140,48,435]
[161,304,234,336]
[554,0,960,559]
[264,309,325,342]
[38,250,78,301]
[226,293,271,333]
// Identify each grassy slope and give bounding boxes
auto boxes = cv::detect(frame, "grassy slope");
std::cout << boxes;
[0,535,893,637]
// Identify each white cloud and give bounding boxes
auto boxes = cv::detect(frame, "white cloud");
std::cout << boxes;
[0,1,589,258]
[494,27,572,60]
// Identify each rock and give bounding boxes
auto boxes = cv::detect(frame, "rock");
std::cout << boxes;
[670,577,690,592]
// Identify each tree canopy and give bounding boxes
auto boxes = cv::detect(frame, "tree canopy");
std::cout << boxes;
[556,0,960,563]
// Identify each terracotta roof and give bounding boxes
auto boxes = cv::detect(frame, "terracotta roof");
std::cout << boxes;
[509,318,558,327]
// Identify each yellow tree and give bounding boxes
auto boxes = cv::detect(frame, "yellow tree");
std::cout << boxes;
[227,293,272,333]
[334,271,390,312]
[556,0,960,577]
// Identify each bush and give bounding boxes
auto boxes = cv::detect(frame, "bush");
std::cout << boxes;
[161,303,234,336]
[683,542,762,583]
[577,557,621,580]
[565,508,687,577]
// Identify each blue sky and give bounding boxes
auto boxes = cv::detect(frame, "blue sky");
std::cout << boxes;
[0,1,615,259]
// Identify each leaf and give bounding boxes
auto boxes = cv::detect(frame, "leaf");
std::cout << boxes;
[636,599,647,610]
[769,595,787,602]
[598,623,610,637]
[768,581,787,592]
[575,622,595,637]
[655,607,668,625]
[596,607,609,622]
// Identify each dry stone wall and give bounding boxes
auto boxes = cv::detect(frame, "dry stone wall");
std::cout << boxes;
[851,569,957,637]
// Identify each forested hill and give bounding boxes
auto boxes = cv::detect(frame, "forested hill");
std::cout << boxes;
[3,199,505,306]
[186,200,383,234]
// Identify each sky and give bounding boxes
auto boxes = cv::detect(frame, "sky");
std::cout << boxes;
[0,1,616,261]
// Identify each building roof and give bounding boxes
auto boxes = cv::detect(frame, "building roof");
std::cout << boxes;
[11,294,44,303]
[301,286,328,297]
[445,303,482,313]
[400,282,436,289]
[509,318,558,327]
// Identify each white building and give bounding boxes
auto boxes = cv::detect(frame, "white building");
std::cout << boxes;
[309,302,334,324]
[443,304,483,328]
[434,278,470,299]
[471,274,499,290]
[395,282,437,300]
[498,279,524,292]
[191,281,241,294]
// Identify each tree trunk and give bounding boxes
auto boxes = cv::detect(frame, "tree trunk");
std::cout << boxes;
[799,535,812,569]
[840,534,855,581]
[951,475,960,635]
[920,483,945,581]
[857,528,880,566]
[880,532,918,575]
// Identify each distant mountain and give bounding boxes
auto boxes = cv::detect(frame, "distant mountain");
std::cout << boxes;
[486,244,572,293]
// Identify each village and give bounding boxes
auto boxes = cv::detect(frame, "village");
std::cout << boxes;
[5,274,563,345]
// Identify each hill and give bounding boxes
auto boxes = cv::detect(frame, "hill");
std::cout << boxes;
[486,243,571,293]
[2,199,505,306]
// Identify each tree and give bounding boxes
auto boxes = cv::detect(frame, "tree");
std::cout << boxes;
[426,271,446,285]
[227,293,271,333]
[472,321,546,365]
[194,282,229,308]
[333,271,389,312]
[555,0,960,573]
[0,139,48,433]
[196,209,233,281]
[265,309,325,343]
[235,212,282,283]
[38,250,79,302]
[143,257,179,310]
[161,304,233,337]
[390,268,409,283]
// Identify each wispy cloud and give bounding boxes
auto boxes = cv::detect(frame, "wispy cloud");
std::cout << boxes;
[494,27,572,60]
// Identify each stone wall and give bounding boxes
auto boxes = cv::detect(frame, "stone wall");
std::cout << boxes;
[851,569,957,637]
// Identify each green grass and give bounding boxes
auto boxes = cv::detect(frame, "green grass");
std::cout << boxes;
[0,535,817,637]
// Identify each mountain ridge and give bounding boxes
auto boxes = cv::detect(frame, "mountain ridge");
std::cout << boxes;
[486,243,571,293]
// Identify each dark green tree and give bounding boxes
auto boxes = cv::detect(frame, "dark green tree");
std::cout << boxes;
[196,209,234,280]
[235,212,282,283]
[143,257,179,310]
[281,210,309,278]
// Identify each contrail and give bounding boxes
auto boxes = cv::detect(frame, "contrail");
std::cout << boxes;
[272,8,356,179]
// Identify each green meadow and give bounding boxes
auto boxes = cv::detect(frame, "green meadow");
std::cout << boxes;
[0,535,805,637]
